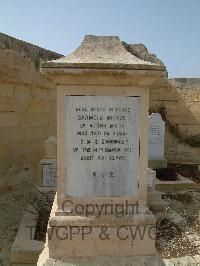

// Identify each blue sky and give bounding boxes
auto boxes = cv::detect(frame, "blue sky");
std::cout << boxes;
[1,0,200,77]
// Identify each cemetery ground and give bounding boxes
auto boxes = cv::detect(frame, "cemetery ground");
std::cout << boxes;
[0,183,27,265]
[156,190,200,258]
[0,166,199,265]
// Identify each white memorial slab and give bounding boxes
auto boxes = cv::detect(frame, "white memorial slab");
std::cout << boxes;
[66,96,140,197]
[148,113,165,160]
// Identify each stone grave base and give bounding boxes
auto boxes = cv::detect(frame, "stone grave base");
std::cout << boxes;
[11,205,44,265]
[147,191,168,212]
[44,209,156,258]
[155,175,200,190]
[45,215,157,259]
[37,198,163,265]
[38,245,165,266]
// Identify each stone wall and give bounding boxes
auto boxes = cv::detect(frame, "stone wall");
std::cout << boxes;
[149,78,200,164]
[0,33,62,189]
[122,43,199,163]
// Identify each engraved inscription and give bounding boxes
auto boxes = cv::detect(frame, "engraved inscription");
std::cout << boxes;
[66,96,140,197]
[43,164,57,187]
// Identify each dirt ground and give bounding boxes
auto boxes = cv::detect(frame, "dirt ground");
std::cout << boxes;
[0,184,27,266]
[0,185,200,265]
[156,190,200,259]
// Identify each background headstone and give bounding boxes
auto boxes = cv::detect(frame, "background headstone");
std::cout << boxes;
[148,113,165,160]
[41,159,57,187]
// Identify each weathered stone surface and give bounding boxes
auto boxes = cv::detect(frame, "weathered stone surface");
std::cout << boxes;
[42,35,165,71]
[150,78,200,164]
[122,42,165,66]
[148,113,165,160]
[38,250,165,266]
[0,33,62,190]
[169,78,200,89]
[66,95,140,197]
[148,159,167,169]
[147,191,168,212]
[0,32,62,72]
[40,159,57,187]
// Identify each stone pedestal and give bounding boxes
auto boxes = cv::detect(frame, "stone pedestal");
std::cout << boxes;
[38,247,164,266]
[38,198,165,266]
[38,35,165,265]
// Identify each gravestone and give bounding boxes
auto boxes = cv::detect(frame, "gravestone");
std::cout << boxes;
[40,159,57,187]
[148,113,167,169]
[38,35,165,266]
[148,113,165,160]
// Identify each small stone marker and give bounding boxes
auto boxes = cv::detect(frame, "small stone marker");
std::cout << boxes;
[147,168,156,189]
[41,159,57,187]
[148,113,165,160]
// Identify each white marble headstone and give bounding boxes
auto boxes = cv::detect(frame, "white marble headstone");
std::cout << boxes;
[148,113,165,160]
[66,96,140,197]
